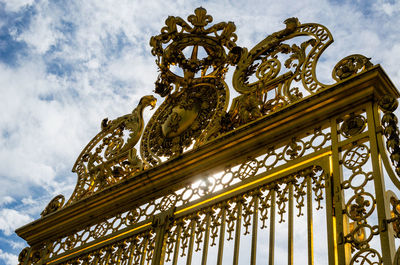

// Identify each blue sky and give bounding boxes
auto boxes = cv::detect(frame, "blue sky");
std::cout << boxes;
[0,0,400,264]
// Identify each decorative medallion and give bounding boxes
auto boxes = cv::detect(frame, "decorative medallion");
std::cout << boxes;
[340,114,367,138]
[332,54,373,81]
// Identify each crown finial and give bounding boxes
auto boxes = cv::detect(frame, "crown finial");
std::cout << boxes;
[149,7,238,97]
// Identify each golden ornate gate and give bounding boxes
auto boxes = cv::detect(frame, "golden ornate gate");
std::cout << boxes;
[16,7,400,265]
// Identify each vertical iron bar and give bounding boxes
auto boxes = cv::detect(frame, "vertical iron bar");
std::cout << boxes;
[127,239,136,265]
[323,157,336,265]
[233,200,242,265]
[104,248,111,265]
[217,204,227,265]
[140,235,149,265]
[201,211,212,265]
[93,250,100,264]
[186,219,196,265]
[251,193,259,265]
[152,226,168,265]
[367,102,396,264]
[330,118,349,264]
[288,183,294,265]
[115,243,125,264]
[172,225,182,265]
[307,176,314,265]
[269,189,276,265]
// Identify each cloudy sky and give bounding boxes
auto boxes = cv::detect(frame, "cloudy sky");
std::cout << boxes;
[0,0,400,264]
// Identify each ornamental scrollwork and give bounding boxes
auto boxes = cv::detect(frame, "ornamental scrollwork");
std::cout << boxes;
[41,194,65,217]
[349,248,382,265]
[141,7,371,164]
[215,19,330,133]
[66,95,156,204]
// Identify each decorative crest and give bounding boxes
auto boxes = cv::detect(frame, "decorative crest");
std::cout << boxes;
[142,7,237,165]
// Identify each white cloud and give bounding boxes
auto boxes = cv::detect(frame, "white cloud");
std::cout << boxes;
[1,0,34,12]
[0,249,18,265]
[374,0,400,16]
[0,209,33,236]
[0,237,26,250]
[0,196,15,206]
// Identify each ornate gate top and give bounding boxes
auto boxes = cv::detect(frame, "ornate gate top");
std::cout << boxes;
[15,7,400,265]
[42,7,373,215]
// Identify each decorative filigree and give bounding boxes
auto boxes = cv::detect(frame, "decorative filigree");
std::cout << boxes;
[210,204,223,246]
[41,194,65,217]
[259,189,272,229]
[57,230,154,265]
[42,123,331,260]
[349,248,382,265]
[165,222,180,262]
[67,95,156,204]
[332,54,373,81]
[226,200,237,240]
[276,184,289,223]
[345,193,375,222]
[342,144,370,169]
[340,140,381,257]
[211,19,338,134]
[283,138,305,161]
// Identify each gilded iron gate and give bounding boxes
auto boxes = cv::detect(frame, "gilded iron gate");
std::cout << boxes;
[16,7,400,265]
